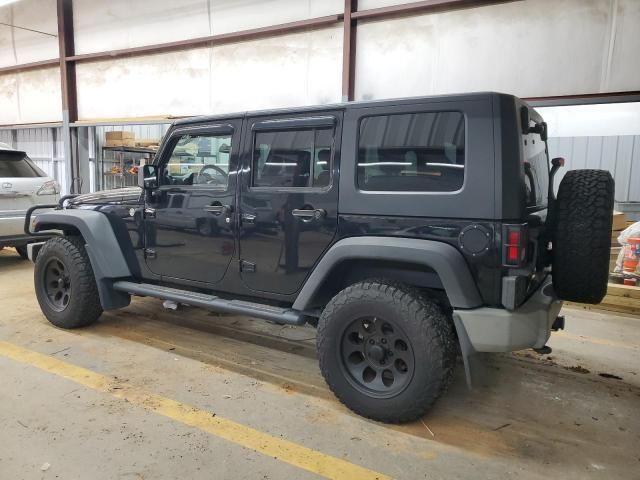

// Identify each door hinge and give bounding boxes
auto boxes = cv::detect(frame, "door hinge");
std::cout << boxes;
[240,260,256,273]
[145,248,157,259]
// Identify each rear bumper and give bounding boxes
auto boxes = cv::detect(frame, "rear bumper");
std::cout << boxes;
[453,277,562,352]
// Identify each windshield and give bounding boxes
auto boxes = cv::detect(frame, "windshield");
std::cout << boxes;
[0,151,47,178]
[522,111,549,209]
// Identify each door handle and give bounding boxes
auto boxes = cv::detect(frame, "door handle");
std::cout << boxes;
[204,204,231,216]
[292,208,326,221]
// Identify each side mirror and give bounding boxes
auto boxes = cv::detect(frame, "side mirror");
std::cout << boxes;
[139,164,158,190]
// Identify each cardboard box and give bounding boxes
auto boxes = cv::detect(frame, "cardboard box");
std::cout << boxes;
[104,139,136,147]
[612,211,628,231]
[105,131,135,141]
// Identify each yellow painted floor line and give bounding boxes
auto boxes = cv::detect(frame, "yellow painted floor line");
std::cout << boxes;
[0,341,391,480]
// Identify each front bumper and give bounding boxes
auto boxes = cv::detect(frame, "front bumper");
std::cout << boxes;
[453,277,562,352]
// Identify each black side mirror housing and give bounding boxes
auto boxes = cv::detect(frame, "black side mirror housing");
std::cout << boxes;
[139,164,158,190]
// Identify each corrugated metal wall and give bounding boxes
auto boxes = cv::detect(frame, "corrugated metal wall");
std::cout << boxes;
[548,135,640,203]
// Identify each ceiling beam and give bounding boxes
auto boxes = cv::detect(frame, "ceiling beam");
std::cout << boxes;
[65,14,343,64]
[351,0,517,21]
[0,58,59,75]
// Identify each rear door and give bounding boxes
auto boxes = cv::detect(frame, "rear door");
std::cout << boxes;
[238,112,342,295]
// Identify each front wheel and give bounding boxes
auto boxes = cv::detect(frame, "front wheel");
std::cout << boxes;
[317,280,456,423]
[34,236,103,329]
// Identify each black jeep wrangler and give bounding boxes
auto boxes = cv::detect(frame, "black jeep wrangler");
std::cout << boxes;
[26,93,614,423]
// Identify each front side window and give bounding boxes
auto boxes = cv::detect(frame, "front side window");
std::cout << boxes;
[357,111,465,192]
[161,133,232,188]
[0,151,46,178]
[252,128,333,188]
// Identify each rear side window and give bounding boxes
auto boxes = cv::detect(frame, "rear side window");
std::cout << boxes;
[0,151,46,178]
[357,111,465,192]
[253,128,333,188]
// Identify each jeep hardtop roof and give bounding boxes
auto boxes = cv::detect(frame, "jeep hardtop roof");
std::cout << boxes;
[173,91,520,127]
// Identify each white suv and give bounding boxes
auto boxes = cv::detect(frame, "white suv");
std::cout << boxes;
[0,142,59,258]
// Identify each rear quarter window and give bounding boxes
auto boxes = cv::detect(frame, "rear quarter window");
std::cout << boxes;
[0,151,46,178]
[522,124,549,208]
[357,111,465,192]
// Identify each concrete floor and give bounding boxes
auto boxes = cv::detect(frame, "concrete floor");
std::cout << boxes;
[0,247,639,479]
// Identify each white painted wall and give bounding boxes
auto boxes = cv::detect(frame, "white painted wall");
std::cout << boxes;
[0,0,58,67]
[76,26,343,119]
[73,0,342,55]
[355,0,640,100]
[0,67,62,124]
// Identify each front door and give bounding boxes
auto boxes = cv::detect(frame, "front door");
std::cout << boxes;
[238,112,341,295]
[144,121,240,284]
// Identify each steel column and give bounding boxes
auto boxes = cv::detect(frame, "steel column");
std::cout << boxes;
[342,0,357,102]
[57,0,79,193]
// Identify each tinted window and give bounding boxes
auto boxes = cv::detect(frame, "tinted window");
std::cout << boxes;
[357,112,465,192]
[0,151,46,178]
[161,133,232,188]
[522,126,549,208]
[253,128,333,188]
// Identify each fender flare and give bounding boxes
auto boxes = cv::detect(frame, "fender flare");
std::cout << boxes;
[33,209,131,310]
[293,236,483,310]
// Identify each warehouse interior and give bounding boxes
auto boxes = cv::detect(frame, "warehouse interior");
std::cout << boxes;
[1,0,639,479]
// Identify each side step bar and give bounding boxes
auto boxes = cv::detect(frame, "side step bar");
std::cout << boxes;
[112,281,306,326]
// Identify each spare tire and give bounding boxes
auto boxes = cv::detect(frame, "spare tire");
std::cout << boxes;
[552,169,614,303]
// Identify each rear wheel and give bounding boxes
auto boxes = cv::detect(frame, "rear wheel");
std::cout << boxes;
[317,280,456,423]
[34,236,102,328]
[552,169,614,303]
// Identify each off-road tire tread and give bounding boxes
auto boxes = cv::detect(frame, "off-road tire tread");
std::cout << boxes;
[317,280,456,423]
[552,170,614,303]
[34,236,102,328]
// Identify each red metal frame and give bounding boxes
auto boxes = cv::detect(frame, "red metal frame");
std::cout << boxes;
[57,0,77,123]
[342,0,357,101]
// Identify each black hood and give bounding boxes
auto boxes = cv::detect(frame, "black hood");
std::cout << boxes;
[69,186,143,206]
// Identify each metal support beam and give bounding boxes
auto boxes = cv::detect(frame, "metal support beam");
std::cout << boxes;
[525,91,640,108]
[0,58,59,75]
[57,0,79,193]
[57,0,77,123]
[65,15,343,64]
[351,0,516,20]
[342,0,357,102]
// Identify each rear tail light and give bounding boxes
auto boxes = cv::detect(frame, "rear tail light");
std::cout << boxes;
[503,224,527,266]
[37,180,60,196]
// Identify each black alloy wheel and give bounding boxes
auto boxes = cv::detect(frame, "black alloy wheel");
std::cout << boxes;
[317,280,456,423]
[42,257,72,311]
[340,316,415,398]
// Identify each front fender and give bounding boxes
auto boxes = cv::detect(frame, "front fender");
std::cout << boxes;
[33,209,132,310]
